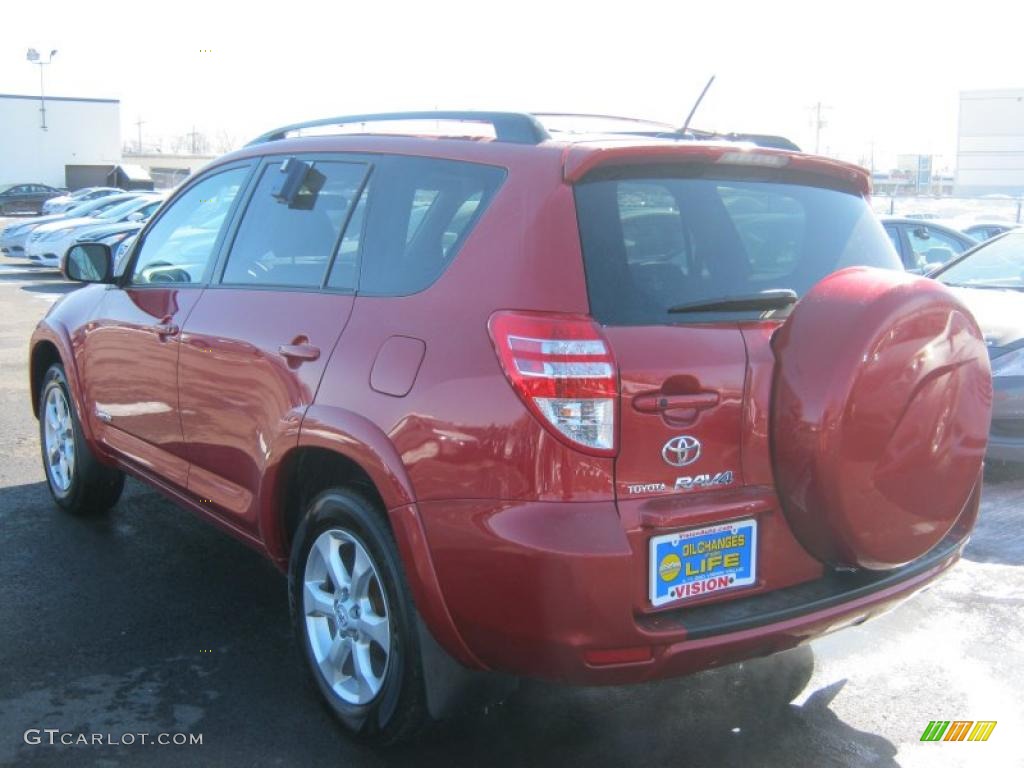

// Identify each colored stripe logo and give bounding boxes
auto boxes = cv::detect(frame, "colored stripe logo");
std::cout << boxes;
[920,720,997,742]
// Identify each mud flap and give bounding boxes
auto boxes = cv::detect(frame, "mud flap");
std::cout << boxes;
[415,613,519,720]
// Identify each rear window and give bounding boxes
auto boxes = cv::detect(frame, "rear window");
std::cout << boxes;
[575,173,900,325]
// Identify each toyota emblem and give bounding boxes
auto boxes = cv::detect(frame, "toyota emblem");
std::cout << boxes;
[662,435,701,467]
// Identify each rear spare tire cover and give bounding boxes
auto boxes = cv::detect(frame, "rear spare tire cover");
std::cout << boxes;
[771,267,991,570]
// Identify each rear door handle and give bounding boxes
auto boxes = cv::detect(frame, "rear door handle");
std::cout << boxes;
[149,322,179,338]
[278,343,321,362]
[633,392,720,413]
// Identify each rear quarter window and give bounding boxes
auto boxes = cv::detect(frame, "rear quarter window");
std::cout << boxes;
[356,157,505,296]
[575,172,900,325]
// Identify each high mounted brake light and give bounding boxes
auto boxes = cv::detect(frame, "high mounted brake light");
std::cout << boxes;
[716,151,790,168]
[488,311,617,456]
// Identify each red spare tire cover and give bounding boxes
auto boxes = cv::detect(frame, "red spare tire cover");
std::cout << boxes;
[771,267,991,570]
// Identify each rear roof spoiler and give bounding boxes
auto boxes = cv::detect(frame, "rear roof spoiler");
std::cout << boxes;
[561,142,870,195]
[688,129,801,151]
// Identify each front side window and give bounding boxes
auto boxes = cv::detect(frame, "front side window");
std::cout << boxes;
[221,160,368,289]
[130,166,249,285]
[575,173,901,325]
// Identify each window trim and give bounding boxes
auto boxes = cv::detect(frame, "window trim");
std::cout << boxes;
[210,154,372,294]
[118,161,257,290]
[322,165,372,292]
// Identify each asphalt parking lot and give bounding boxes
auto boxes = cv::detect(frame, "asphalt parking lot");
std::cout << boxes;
[0,241,1021,768]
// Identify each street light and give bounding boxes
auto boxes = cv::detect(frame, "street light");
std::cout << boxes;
[26,48,58,131]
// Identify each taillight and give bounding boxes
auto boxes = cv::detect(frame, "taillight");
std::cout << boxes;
[488,310,617,456]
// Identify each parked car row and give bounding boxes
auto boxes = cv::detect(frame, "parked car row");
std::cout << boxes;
[1,191,163,267]
[24,193,165,268]
[896,211,1020,244]
[41,186,126,214]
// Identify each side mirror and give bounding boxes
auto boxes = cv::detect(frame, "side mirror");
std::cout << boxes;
[126,211,144,221]
[64,243,113,283]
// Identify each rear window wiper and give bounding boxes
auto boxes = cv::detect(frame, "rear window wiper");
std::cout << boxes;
[667,289,798,314]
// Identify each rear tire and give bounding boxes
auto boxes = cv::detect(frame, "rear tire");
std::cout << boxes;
[38,363,124,515]
[289,488,429,744]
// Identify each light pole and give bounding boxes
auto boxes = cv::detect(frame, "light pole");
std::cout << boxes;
[26,48,58,131]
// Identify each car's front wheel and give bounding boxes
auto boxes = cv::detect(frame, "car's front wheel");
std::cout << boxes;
[289,489,428,744]
[38,363,124,515]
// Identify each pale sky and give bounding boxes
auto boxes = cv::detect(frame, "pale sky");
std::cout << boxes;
[2,0,1022,172]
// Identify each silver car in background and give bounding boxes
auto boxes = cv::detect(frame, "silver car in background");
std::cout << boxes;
[930,231,1024,464]
[40,186,124,214]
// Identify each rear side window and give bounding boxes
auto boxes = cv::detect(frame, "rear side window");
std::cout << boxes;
[575,174,901,325]
[357,157,505,296]
[222,160,368,288]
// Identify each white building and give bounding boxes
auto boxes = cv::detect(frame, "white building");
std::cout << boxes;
[0,93,121,189]
[956,89,1024,197]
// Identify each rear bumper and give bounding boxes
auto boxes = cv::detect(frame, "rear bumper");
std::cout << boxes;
[419,494,975,685]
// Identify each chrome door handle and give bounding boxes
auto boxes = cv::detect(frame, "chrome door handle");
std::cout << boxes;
[633,392,719,413]
[150,322,179,338]
[278,343,320,362]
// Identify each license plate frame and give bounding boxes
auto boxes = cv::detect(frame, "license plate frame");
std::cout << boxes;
[649,518,758,607]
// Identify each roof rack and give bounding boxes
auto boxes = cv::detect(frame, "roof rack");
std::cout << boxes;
[246,111,551,147]
[532,112,677,130]
[245,110,802,153]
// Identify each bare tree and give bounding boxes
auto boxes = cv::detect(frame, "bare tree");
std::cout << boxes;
[214,129,237,154]
[171,128,211,155]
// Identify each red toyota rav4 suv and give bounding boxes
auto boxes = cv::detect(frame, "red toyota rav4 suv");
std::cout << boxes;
[31,112,991,743]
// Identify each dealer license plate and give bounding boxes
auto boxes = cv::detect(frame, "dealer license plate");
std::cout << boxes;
[649,519,757,607]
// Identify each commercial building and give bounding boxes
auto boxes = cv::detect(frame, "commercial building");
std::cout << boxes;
[956,88,1024,196]
[0,93,122,188]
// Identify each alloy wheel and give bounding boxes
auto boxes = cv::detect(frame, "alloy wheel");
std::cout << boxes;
[303,528,392,705]
[43,385,75,494]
